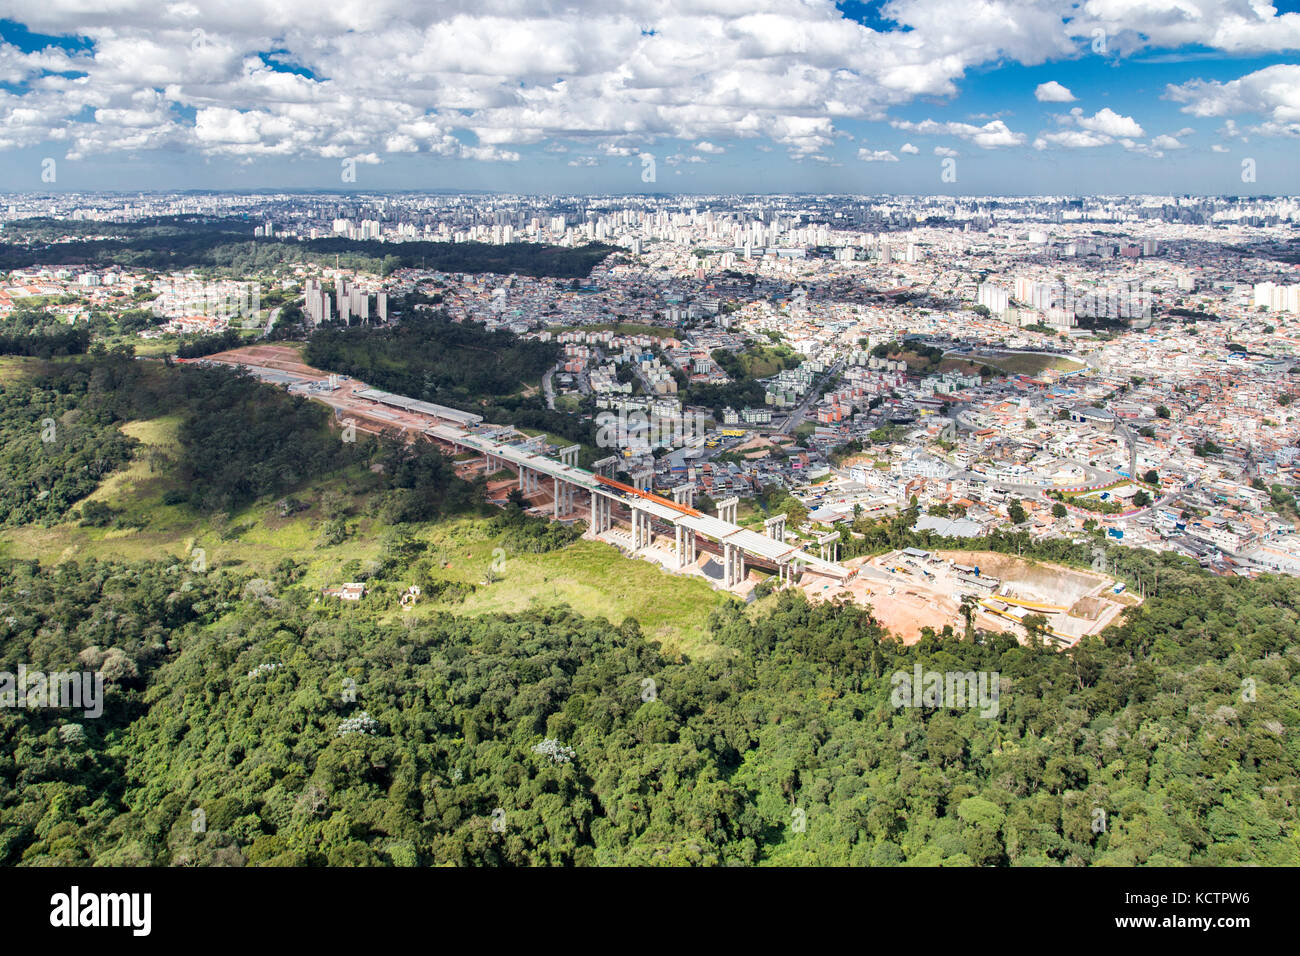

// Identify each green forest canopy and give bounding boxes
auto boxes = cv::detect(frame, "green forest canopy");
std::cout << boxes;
[0,354,364,522]
[0,218,615,278]
[0,554,1296,867]
[305,314,593,447]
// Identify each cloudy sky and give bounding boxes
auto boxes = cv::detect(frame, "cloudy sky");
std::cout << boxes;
[1,0,1298,194]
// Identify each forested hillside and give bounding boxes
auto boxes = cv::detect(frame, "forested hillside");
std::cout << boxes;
[2,549,1296,866]
[0,309,92,359]
[305,314,590,445]
[0,354,362,521]
[0,218,614,278]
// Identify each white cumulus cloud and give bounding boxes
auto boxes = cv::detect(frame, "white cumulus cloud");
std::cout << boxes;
[1034,80,1076,102]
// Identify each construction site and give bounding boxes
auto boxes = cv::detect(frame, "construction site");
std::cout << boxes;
[803,547,1135,646]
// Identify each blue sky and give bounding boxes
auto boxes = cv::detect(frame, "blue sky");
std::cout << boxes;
[0,1,1298,195]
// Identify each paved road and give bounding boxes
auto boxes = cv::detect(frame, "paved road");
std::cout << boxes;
[778,358,845,434]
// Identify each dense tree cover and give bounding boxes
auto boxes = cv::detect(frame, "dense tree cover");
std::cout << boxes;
[0,219,615,278]
[370,435,484,525]
[0,360,139,525]
[102,308,167,336]
[305,313,595,446]
[175,329,246,359]
[0,548,1295,867]
[294,238,616,279]
[488,500,583,553]
[681,378,768,419]
[0,355,367,520]
[307,314,557,409]
[172,365,364,512]
[0,309,91,358]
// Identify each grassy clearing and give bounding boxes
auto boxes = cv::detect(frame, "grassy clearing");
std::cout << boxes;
[936,358,987,376]
[968,351,1086,376]
[0,414,730,657]
[432,529,729,658]
[733,344,800,379]
[0,356,52,385]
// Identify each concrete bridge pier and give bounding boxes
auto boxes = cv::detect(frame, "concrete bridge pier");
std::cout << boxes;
[817,531,839,562]
[723,541,745,587]
[671,482,697,509]
[554,477,576,517]
[674,521,697,568]
[631,507,652,550]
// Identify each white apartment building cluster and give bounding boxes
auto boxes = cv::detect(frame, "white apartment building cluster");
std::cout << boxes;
[1253,282,1300,313]
[303,277,388,326]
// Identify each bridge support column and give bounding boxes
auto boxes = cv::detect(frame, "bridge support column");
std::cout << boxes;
[671,482,697,509]
[717,497,739,525]
[675,523,686,568]
[724,543,745,587]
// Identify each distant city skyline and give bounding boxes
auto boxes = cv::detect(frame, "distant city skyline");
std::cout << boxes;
[1,1,1298,195]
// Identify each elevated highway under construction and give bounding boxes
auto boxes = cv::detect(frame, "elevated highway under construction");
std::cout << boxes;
[422,421,852,589]
[199,345,854,594]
